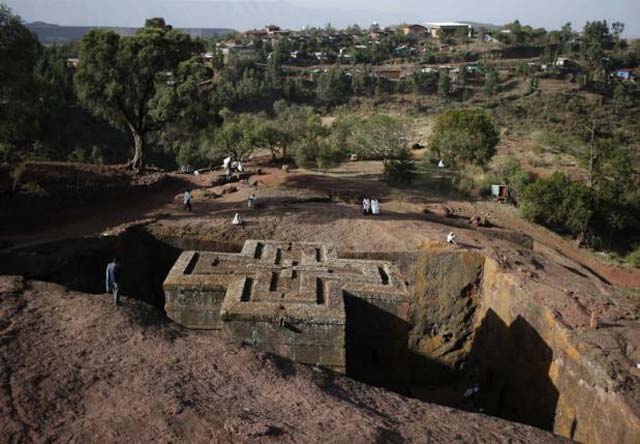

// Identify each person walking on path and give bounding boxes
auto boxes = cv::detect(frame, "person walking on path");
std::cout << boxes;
[248,193,256,210]
[105,258,121,306]
[184,189,192,211]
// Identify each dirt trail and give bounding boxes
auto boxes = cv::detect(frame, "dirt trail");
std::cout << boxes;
[2,173,206,249]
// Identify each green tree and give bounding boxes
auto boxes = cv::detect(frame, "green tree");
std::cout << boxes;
[314,138,342,170]
[491,156,530,202]
[516,62,531,78]
[411,71,436,95]
[236,68,263,99]
[151,56,215,163]
[265,51,282,90]
[484,68,499,96]
[520,173,594,238]
[613,83,632,109]
[201,109,256,162]
[437,71,451,98]
[430,108,500,167]
[0,5,42,145]
[273,100,324,160]
[580,21,613,81]
[350,114,406,164]
[627,247,640,268]
[34,44,76,106]
[316,66,351,106]
[384,147,416,186]
[252,116,285,161]
[74,20,204,169]
[458,66,469,86]
[328,114,360,158]
[351,64,372,96]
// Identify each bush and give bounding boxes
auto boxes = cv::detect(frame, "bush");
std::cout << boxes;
[67,146,86,162]
[484,69,499,96]
[316,142,341,171]
[490,156,531,201]
[455,164,495,196]
[0,143,16,162]
[384,148,416,186]
[176,144,205,168]
[530,130,580,155]
[437,71,451,98]
[519,173,593,237]
[21,180,46,195]
[627,247,640,268]
[292,139,346,171]
[90,145,104,165]
[430,108,500,167]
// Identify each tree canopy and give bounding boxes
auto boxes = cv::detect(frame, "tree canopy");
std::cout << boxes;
[74,20,205,169]
[430,108,500,167]
[0,5,42,145]
[316,67,351,106]
[360,115,404,158]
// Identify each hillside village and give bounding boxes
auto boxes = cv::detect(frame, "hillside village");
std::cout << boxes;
[209,21,636,81]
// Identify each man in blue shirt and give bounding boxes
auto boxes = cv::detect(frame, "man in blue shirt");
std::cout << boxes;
[105,258,120,306]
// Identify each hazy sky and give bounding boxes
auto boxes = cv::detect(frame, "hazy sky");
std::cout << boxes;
[7,0,640,36]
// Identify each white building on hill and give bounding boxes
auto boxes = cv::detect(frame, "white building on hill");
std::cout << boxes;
[424,22,472,39]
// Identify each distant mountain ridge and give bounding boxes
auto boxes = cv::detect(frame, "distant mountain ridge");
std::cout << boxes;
[8,0,421,30]
[26,22,235,44]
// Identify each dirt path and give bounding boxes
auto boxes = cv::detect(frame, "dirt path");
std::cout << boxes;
[1,173,208,249]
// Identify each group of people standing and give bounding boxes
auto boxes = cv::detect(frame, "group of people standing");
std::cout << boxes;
[362,197,380,216]
[223,156,244,181]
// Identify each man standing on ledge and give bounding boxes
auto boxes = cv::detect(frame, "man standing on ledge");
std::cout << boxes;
[106,258,121,306]
[184,189,192,211]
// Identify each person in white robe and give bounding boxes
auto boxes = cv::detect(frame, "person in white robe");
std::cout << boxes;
[371,198,380,215]
[362,198,371,215]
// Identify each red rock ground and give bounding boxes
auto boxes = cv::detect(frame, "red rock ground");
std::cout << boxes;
[0,276,565,443]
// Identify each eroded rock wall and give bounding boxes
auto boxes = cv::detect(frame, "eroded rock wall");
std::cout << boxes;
[413,244,640,443]
[478,258,640,443]
[410,245,484,385]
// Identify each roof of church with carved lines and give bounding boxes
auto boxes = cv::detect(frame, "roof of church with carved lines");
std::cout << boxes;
[164,240,409,325]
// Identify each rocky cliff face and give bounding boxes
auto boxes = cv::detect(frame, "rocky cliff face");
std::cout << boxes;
[412,243,640,443]
[409,247,484,384]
